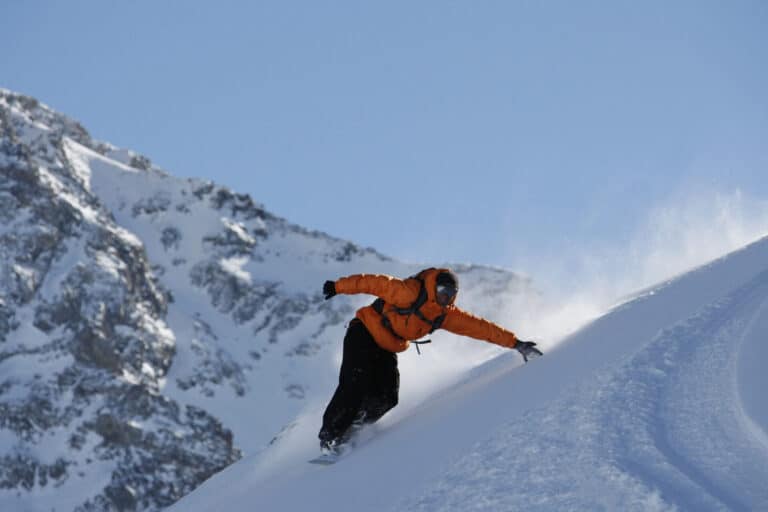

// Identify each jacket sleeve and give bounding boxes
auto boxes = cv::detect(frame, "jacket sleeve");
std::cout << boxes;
[334,274,418,307]
[442,306,518,349]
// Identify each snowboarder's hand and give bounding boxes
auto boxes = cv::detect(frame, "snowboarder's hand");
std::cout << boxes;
[323,280,337,300]
[514,340,543,362]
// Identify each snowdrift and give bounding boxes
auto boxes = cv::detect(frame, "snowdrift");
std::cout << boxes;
[172,236,768,511]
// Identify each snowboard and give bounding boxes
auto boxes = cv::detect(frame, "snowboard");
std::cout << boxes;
[308,424,371,465]
[308,441,355,465]
[308,451,343,465]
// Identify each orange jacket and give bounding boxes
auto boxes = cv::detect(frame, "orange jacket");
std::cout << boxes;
[334,268,518,353]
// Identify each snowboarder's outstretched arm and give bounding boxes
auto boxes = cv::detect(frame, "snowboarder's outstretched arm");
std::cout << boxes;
[327,274,419,306]
[443,307,543,361]
[442,307,519,348]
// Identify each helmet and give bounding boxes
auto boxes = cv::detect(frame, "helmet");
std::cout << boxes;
[435,271,458,306]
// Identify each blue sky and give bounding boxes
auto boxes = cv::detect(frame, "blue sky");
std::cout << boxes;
[2,1,767,274]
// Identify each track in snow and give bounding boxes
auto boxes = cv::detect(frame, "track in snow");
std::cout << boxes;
[402,268,768,512]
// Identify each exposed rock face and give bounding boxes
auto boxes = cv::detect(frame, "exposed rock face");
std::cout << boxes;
[0,89,532,511]
[1,91,238,512]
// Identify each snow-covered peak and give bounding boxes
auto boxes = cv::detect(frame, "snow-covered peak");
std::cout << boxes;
[0,88,164,180]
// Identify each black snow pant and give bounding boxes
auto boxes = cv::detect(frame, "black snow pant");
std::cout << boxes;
[319,319,399,444]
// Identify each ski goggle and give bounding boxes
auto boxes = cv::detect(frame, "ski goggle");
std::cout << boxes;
[436,283,457,305]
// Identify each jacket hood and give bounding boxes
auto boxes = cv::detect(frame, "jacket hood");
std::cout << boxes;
[421,267,458,306]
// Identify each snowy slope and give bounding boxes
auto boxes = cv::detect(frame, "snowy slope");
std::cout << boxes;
[171,236,768,512]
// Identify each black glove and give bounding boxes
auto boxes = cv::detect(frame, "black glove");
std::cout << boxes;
[323,280,337,300]
[514,340,543,362]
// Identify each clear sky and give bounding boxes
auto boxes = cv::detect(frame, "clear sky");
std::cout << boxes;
[2,1,767,275]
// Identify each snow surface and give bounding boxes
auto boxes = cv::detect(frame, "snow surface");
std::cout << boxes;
[170,236,768,512]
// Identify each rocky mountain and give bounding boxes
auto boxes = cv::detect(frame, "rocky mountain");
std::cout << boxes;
[0,89,531,511]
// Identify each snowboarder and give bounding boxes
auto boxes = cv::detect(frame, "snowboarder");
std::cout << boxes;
[318,267,542,455]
